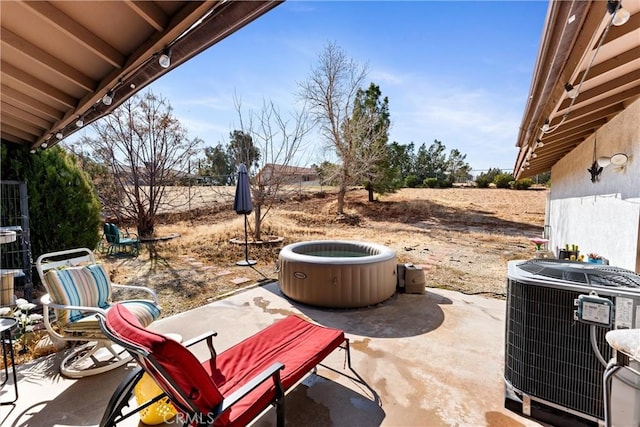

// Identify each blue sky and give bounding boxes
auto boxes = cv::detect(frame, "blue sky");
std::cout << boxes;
[81,1,551,172]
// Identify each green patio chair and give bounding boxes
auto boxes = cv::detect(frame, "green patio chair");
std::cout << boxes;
[103,223,140,257]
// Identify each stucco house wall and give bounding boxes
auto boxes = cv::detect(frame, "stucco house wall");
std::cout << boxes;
[548,97,640,271]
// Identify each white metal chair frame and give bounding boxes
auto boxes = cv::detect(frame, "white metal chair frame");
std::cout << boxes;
[36,248,160,378]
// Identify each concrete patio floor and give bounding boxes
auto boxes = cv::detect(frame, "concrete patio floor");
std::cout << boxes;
[0,283,546,427]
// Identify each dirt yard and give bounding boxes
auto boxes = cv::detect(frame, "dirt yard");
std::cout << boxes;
[102,187,548,317]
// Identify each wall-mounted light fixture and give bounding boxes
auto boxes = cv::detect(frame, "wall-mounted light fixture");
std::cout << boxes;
[56,132,63,139]
[598,153,629,168]
[75,116,84,127]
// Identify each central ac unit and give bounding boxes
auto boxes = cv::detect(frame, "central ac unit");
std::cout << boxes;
[505,259,640,426]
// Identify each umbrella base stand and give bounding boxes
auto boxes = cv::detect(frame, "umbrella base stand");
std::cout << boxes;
[235,261,270,281]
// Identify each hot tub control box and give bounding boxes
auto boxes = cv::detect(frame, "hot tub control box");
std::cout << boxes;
[397,264,425,294]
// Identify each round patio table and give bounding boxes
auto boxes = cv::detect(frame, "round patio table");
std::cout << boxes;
[0,316,18,404]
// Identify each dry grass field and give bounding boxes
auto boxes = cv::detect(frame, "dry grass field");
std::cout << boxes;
[102,186,548,317]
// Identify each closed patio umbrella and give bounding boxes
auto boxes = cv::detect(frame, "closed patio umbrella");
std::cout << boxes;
[233,164,253,215]
[234,164,256,266]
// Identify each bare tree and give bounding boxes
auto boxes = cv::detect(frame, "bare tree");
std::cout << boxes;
[85,89,201,237]
[234,95,311,241]
[298,42,373,214]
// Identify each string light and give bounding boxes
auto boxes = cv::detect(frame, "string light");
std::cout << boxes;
[102,90,113,106]
[41,18,203,148]
[607,0,630,26]
[541,119,550,132]
[564,83,579,99]
[158,48,172,68]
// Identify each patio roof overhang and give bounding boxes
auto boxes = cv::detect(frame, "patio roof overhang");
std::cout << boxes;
[514,0,640,179]
[0,0,283,151]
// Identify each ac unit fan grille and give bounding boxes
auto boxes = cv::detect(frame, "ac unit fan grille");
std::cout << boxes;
[517,259,640,289]
[505,279,611,420]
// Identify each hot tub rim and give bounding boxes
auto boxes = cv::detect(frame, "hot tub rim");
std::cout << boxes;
[279,240,396,265]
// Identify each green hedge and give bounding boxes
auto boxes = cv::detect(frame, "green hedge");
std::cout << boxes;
[1,143,101,259]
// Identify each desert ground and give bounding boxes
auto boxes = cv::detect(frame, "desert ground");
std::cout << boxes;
[102,186,548,317]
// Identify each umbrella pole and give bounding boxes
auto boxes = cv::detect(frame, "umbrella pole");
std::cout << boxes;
[244,214,249,262]
[237,214,256,266]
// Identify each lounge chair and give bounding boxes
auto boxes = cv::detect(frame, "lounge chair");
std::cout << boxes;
[98,303,350,426]
[36,248,161,378]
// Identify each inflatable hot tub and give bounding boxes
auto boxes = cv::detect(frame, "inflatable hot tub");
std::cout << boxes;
[278,240,397,308]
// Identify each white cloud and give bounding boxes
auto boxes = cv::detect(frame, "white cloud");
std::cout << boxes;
[370,69,404,86]
[379,74,523,170]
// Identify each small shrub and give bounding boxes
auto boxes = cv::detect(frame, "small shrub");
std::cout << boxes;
[475,168,502,189]
[513,178,533,190]
[404,174,421,188]
[493,173,514,189]
[423,178,439,188]
[475,175,491,188]
[438,178,453,188]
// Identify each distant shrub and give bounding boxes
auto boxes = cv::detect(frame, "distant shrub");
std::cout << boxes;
[513,178,533,190]
[423,178,439,188]
[493,173,514,189]
[439,178,453,188]
[475,168,502,189]
[404,174,421,188]
[421,177,453,188]
[475,175,492,188]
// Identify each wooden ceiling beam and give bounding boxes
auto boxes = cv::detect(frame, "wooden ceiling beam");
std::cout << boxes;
[1,61,75,107]
[21,1,124,68]
[573,46,640,83]
[1,28,95,91]
[0,84,62,121]
[558,69,640,110]
[1,102,53,129]
[0,122,37,142]
[126,1,168,32]
[1,113,44,136]
[566,85,640,118]
[557,103,623,129]
[1,131,25,145]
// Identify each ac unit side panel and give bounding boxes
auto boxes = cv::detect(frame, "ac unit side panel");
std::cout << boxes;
[505,278,612,421]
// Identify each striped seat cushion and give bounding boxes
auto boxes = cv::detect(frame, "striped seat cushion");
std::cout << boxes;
[44,265,111,324]
[44,264,160,329]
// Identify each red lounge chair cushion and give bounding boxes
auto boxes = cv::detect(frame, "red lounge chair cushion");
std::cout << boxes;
[207,315,345,426]
[106,304,224,415]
